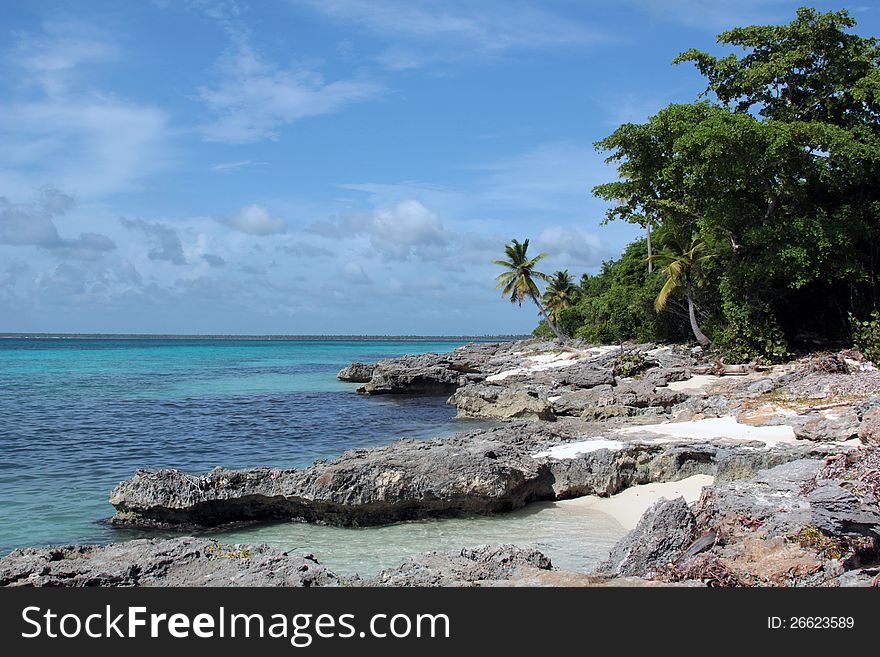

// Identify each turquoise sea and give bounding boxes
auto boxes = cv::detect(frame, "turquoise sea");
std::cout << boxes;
[0,338,625,576]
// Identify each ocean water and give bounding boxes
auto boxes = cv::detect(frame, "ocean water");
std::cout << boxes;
[0,338,625,576]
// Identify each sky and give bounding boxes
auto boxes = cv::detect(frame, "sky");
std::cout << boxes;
[1,1,878,335]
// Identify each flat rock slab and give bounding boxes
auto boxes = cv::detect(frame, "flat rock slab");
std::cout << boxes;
[108,421,834,530]
[0,538,338,587]
[362,544,552,587]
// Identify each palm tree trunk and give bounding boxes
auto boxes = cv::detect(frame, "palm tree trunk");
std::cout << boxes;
[646,222,653,273]
[685,280,711,349]
[531,293,566,341]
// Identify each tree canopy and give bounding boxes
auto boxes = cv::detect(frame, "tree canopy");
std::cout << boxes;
[580,7,880,360]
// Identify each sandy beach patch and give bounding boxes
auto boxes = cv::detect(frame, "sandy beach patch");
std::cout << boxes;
[487,351,584,381]
[666,374,722,393]
[558,475,714,530]
[616,416,798,448]
[532,439,624,459]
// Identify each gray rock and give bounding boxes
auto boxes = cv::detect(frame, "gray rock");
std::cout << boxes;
[554,367,615,389]
[807,481,880,539]
[835,567,880,587]
[596,497,697,577]
[0,538,338,587]
[364,544,552,587]
[449,384,556,420]
[360,360,467,395]
[694,459,822,536]
[551,385,615,414]
[794,409,861,442]
[672,395,733,418]
[859,407,880,446]
[337,362,376,382]
[110,426,555,528]
[746,378,777,395]
[109,422,823,529]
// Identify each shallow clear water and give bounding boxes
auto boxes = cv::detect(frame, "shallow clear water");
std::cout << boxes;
[213,501,625,577]
[0,337,625,574]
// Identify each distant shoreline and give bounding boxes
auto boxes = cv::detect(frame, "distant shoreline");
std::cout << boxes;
[0,333,528,342]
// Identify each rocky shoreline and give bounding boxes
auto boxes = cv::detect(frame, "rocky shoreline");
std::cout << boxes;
[3,339,879,586]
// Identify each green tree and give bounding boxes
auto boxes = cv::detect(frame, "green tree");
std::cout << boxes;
[543,270,580,325]
[592,7,880,359]
[533,239,687,344]
[649,227,714,348]
[495,239,565,341]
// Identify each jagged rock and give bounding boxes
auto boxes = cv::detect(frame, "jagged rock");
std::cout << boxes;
[596,497,697,577]
[859,407,880,445]
[110,426,555,528]
[695,455,880,541]
[672,395,733,419]
[363,545,552,587]
[580,404,635,420]
[0,538,338,587]
[694,460,822,536]
[794,409,861,442]
[553,367,615,389]
[544,443,716,498]
[348,341,552,395]
[337,362,376,382]
[642,367,689,388]
[550,386,613,415]
[746,378,777,395]
[360,360,468,395]
[835,567,880,587]
[806,481,880,539]
[449,384,555,420]
[109,422,824,530]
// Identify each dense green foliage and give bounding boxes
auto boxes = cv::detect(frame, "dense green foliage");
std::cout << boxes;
[533,239,690,343]
[852,311,880,364]
[565,7,880,360]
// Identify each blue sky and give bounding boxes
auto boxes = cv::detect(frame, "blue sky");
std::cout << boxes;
[1,1,878,335]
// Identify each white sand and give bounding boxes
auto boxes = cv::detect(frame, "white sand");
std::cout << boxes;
[487,351,585,381]
[558,475,714,530]
[666,374,722,393]
[532,439,624,459]
[488,345,620,382]
[616,415,797,448]
[587,345,620,357]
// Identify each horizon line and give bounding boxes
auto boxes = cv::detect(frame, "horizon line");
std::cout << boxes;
[0,332,530,340]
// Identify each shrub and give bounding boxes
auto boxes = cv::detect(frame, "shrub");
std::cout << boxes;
[851,310,880,364]
[717,277,790,363]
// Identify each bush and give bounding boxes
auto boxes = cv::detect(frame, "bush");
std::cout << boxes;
[717,277,790,363]
[532,320,555,339]
[538,238,688,344]
[851,310,880,364]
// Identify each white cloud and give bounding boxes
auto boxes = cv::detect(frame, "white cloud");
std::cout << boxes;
[474,142,613,213]
[9,19,119,97]
[309,199,447,260]
[120,218,187,265]
[199,40,383,143]
[340,260,371,284]
[536,225,605,268]
[219,204,287,235]
[0,22,170,198]
[293,0,610,69]
[210,160,266,173]
[0,187,116,260]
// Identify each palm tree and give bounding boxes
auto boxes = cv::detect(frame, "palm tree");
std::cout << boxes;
[494,239,565,341]
[543,270,580,325]
[649,227,713,349]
